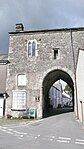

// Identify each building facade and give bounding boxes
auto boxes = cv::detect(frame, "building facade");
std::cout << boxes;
[76,49,84,123]
[62,91,72,107]
[49,82,63,108]
[49,82,72,109]
[0,54,8,117]
[1,23,83,120]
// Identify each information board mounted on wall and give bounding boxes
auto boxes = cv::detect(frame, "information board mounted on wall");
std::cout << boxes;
[12,91,26,111]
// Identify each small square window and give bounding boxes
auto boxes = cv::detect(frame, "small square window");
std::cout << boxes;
[53,49,59,59]
[18,74,26,86]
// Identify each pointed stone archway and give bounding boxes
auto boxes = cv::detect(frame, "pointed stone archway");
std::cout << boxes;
[42,69,74,117]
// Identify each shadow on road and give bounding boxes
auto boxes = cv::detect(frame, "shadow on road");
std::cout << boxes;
[43,107,74,118]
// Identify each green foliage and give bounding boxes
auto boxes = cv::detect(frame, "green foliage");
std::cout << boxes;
[64,84,72,96]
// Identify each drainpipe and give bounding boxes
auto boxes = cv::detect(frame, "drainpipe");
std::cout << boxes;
[3,93,6,116]
[80,101,83,124]
[70,29,79,119]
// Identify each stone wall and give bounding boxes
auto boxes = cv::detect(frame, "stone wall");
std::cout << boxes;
[6,27,84,118]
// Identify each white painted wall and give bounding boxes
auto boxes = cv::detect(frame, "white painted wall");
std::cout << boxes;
[49,86,58,108]
[76,50,84,123]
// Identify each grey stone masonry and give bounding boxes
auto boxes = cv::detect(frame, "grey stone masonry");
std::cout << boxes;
[6,25,84,118]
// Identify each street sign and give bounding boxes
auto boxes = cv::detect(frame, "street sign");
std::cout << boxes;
[28,108,37,118]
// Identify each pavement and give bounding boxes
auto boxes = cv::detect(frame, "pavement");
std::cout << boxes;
[0,117,37,127]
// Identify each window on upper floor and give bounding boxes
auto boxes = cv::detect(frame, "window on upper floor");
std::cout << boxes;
[53,48,59,59]
[28,41,32,56]
[32,41,36,56]
[28,40,37,57]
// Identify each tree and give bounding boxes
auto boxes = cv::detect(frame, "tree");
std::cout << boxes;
[64,84,72,96]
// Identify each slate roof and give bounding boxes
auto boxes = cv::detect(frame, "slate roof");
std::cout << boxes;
[53,82,62,92]
[9,26,84,35]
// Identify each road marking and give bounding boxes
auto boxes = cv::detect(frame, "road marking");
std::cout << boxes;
[75,139,84,145]
[50,138,53,141]
[1,125,84,146]
[57,137,71,144]
[20,135,23,137]
[7,128,13,131]
[58,136,71,140]
[1,126,7,129]
[51,136,55,139]
[13,130,27,135]
[76,139,84,142]
[57,140,70,143]
[75,142,84,145]
[37,134,40,137]
[0,125,27,137]
[5,131,14,134]
[1,129,6,132]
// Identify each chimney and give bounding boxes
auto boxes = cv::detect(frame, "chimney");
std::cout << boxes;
[15,23,24,32]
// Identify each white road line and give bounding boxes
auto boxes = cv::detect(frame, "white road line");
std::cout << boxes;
[58,136,71,140]
[10,130,27,135]
[5,131,14,134]
[7,128,13,131]
[57,140,70,143]
[51,136,55,139]
[76,139,84,142]
[0,126,7,129]
[75,142,84,145]
[0,126,28,137]
[1,129,7,132]
[50,138,53,141]
[20,135,23,137]
[37,134,40,137]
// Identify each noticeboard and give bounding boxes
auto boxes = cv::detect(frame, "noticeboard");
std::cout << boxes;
[28,108,37,118]
[12,91,26,110]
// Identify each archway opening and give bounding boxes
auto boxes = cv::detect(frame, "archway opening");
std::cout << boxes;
[42,69,74,118]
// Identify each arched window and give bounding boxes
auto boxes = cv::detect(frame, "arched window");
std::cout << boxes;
[28,40,37,57]
[28,41,32,56]
[32,41,36,56]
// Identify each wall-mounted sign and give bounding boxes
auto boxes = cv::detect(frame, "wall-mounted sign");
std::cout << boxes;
[28,108,37,118]
[18,74,26,86]
[12,91,26,110]
[35,96,40,102]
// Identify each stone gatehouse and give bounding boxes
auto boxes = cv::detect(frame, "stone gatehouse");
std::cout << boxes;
[5,24,84,119]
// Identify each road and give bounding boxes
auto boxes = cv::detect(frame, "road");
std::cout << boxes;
[0,112,84,149]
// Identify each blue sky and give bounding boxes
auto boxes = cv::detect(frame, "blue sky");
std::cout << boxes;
[0,0,84,54]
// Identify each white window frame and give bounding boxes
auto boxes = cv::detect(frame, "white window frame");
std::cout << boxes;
[17,74,26,86]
